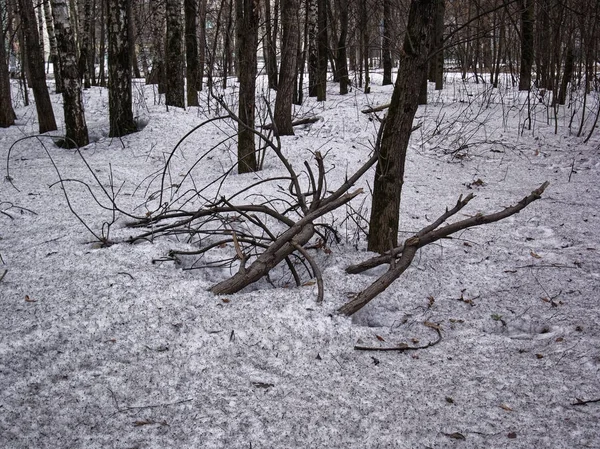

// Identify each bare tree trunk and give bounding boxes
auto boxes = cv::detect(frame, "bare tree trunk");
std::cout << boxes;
[107,0,136,137]
[79,0,92,89]
[0,5,16,127]
[307,0,318,97]
[518,0,534,91]
[381,0,392,86]
[42,0,63,93]
[51,0,89,147]
[98,0,107,87]
[19,0,58,133]
[274,0,299,135]
[264,0,278,90]
[185,0,200,106]
[316,0,327,101]
[429,0,444,90]
[367,0,435,253]
[360,0,370,94]
[198,0,206,91]
[335,0,350,94]
[236,0,259,173]
[166,0,185,107]
[127,0,141,79]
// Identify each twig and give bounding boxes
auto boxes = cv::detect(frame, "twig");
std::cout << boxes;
[354,325,442,351]
[572,398,600,406]
[291,241,324,303]
[261,116,321,130]
[0,269,7,283]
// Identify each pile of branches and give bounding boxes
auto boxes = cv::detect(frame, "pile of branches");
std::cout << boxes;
[124,97,548,316]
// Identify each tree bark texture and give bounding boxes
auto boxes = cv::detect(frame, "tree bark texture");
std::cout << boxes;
[79,0,93,89]
[166,0,185,107]
[19,0,57,133]
[316,0,327,101]
[51,0,89,148]
[382,0,393,86]
[107,0,137,137]
[264,0,278,90]
[273,0,299,135]
[307,0,318,97]
[0,9,16,128]
[367,0,436,254]
[185,0,200,106]
[42,0,63,93]
[518,0,534,91]
[235,0,259,173]
[198,0,207,91]
[335,0,350,94]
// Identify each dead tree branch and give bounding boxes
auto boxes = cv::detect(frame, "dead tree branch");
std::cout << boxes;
[338,182,549,316]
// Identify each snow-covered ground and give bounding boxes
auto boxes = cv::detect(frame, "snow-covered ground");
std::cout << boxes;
[1,73,599,448]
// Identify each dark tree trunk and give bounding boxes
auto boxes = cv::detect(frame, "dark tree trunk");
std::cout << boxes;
[518,0,534,91]
[78,0,92,89]
[107,0,136,137]
[236,0,259,173]
[274,0,299,135]
[557,43,574,105]
[367,0,435,254]
[381,0,392,86]
[335,0,350,94]
[42,0,63,93]
[429,0,444,90]
[0,7,16,128]
[307,0,318,97]
[51,0,89,147]
[360,0,370,94]
[185,0,199,106]
[316,0,327,101]
[19,0,58,133]
[98,0,107,87]
[128,0,141,79]
[264,0,279,90]
[198,0,207,91]
[166,0,185,107]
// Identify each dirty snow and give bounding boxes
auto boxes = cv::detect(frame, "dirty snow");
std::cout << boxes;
[1,73,599,448]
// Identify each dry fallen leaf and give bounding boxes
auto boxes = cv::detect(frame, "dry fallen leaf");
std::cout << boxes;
[530,251,542,259]
[555,337,564,342]
[376,335,386,342]
[24,295,36,303]
[302,280,316,286]
[500,404,513,412]
[536,353,544,359]
[507,432,517,439]
[134,420,154,427]
[221,298,230,303]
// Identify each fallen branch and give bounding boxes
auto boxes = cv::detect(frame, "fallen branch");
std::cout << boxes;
[339,182,549,315]
[354,323,442,351]
[261,116,321,130]
[362,103,391,114]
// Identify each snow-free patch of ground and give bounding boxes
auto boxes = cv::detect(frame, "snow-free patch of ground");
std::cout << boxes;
[1,74,600,448]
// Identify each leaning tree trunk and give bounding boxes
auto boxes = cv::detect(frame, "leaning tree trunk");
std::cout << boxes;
[185,0,200,106]
[236,0,259,173]
[0,11,16,128]
[18,0,57,133]
[166,0,185,108]
[273,0,300,135]
[367,0,436,253]
[51,0,89,148]
[106,0,137,137]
